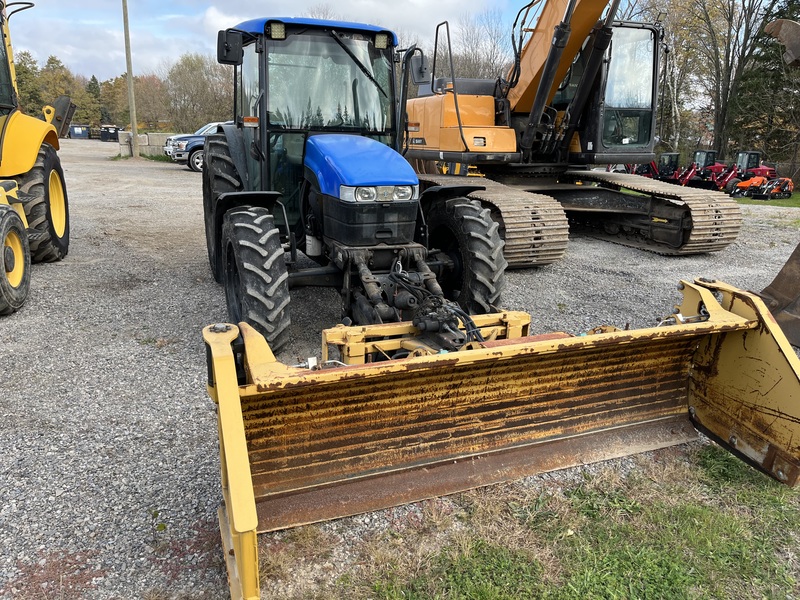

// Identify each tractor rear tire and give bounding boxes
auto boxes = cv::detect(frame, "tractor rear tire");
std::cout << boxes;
[221,207,291,352]
[204,134,242,283]
[0,205,31,315]
[16,143,69,263]
[425,197,506,314]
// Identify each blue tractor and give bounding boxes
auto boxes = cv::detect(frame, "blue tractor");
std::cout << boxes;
[204,18,506,351]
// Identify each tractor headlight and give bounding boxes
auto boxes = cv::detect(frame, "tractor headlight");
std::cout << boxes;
[340,185,419,202]
[393,185,415,201]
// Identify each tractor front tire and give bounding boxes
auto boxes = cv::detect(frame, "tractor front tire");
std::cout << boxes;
[0,205,31,315]
[204,134,242,282]
[221,207,291,352]
[425,197,506,314]
[16,143,69,262]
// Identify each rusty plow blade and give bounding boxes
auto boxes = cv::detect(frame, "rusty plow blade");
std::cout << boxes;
[204,279,800,599]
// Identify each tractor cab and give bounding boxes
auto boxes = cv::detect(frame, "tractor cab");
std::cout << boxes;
[735,151,761,172]
[657,152,680,178]
[734,150,776,179]
[218,18,404,234]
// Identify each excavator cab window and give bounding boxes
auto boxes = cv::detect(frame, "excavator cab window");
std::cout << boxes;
[601,27,655,149]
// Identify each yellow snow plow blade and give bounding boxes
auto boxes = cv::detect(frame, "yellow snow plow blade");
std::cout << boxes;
[203,279,800,599]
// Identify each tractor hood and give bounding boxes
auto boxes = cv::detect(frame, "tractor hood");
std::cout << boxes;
[304,135,418,198]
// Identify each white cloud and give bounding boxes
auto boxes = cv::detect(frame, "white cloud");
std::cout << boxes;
[8,0,513,79]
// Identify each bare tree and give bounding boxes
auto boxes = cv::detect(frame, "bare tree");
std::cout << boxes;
[430,8,512,82]
[689,0,780,155]
[165,53,232,132]
[303,4,341,20]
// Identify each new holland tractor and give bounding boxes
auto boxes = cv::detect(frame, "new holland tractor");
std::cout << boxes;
[0,1,71,315]
[204,18,505,351]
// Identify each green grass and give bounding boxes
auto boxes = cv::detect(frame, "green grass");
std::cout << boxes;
[141,153,174,162]
[276,443,799,600]
[734,194,800,208]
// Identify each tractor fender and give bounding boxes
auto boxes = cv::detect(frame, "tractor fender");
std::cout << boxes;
[303,135,417,198]
[419,183,487,214]
[0,111,60,178]
[219,122,249,189]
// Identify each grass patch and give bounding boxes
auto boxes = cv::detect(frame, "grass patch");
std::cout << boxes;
[735,194,800,208]
[254,445,799,598]
[373,539,546,599]
[345,446,798,599]
[142,153,173,162]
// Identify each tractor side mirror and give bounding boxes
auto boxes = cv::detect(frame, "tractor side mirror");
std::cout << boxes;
[218,30,244,66]
[409,54,430,87]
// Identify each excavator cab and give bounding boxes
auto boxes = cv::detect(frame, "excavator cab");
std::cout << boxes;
[548,22,661,166]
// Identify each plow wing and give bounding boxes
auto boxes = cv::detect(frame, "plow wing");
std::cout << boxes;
[204,279,800,599]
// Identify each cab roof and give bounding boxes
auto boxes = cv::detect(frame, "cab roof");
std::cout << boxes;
[232,17,399,46]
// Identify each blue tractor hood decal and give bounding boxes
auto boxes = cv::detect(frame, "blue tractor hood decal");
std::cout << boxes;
[304,135,418,198]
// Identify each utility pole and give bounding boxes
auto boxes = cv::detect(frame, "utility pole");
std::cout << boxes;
[122,0,139,157]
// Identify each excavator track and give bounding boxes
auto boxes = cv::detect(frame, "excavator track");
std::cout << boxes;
[563,171,742,255]
[418,174,569,268]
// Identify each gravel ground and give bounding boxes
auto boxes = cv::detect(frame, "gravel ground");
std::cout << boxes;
[0,139,798,599]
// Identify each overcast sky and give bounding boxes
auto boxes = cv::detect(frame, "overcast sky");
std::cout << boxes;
[9,0,515,81]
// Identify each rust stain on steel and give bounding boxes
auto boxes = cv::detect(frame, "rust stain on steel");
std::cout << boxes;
[251,416,699,532]
[238,336,698,498]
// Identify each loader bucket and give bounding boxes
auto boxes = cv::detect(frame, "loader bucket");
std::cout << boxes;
[758,241,800,347]
[765,19,800,67]
[204,280,800,599]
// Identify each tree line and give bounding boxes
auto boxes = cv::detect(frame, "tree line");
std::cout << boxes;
[15,0,799,175]
[14,51,232,134]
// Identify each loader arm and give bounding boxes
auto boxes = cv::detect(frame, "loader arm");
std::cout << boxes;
[205,279,800,599]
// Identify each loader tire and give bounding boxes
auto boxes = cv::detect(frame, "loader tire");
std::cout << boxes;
[221,207,291,352]
[204,134,242,283]
[726,178,742,194]
[426,197,506,314]
[16,143,69,263]
[0,205,31,315]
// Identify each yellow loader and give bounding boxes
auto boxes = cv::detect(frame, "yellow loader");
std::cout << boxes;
[0,1,71,315]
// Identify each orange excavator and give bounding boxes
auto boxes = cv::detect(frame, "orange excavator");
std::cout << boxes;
[404,0,741,259]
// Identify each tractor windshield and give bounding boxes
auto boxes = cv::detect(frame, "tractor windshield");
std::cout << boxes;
[267,31,394,134]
